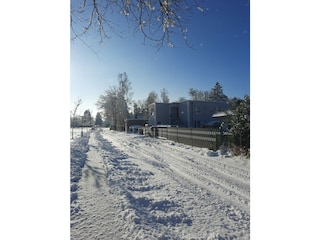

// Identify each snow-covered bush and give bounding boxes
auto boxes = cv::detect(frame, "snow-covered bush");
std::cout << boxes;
[227,95,250,157]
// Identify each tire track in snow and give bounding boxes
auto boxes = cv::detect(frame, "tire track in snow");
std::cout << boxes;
[103,130,250,239]
[150,143,250,211]
[157,140,250,182]
[141,143,250,220]
[106,132,250,213]
[99,131,190,239]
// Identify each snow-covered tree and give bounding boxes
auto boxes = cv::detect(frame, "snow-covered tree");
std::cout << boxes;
[82,109,93,127]
[133,100,148,118]
[96,73,132,131]
[116,92,129,130]
[95,112,103,126]
[188,88,204,101]
[97,87,118,130]
[227,95,250,156]
[70,98,82,139]
[70,116,82,128]
[118,72,132,106]
[146,91,159,106]
[133,102,139,119]
[160,88,170,103]
[203,90,210,101]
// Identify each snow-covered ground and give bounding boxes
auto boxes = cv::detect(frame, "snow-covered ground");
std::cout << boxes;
[70,128,250,239]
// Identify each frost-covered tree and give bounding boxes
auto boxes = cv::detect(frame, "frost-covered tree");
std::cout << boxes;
[82,109,93,127]
[70,98,82,139]
[188,82,228,102]
[96,73,132,131]
[227,95,250,156]
[116,93,129,130]
[118,72,133,105]
[188,88,204,101]
[133,102,139,119]
[97,87,118,129]
[138,100,149,117]
[95,112,103,126]
[146,91,159,106]
[71,0,207,49]
[203,90,210,101]
[132,100,147,119]
[160,88,170,103]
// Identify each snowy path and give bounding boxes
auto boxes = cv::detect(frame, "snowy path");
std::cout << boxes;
[71,132,125,239]
[70,129,250,239]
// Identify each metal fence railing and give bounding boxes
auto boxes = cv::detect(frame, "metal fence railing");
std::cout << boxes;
[144,126,232,150]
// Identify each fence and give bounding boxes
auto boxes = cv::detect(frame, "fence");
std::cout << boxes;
[70,127,92,140]
[144,127,232,150]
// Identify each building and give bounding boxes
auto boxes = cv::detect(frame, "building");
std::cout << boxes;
[124,117,148,132]
[148,100,230,128]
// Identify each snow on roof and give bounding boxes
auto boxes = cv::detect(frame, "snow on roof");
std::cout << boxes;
[212,110,233,118]
[128,125,143,128]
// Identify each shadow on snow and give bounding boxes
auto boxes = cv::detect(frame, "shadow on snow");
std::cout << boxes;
[95,129,193,229]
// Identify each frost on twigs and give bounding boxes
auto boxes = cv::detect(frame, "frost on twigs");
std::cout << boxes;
[71,0,207,49]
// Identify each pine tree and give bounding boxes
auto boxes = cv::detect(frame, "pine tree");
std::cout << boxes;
[95,112,103,126]
[210,82,228,101]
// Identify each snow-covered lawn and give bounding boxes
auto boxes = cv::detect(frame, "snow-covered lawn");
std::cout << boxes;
[70,128,250,239]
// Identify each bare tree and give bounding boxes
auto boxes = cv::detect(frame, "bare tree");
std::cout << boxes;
[70,98,82,139]
[70,0,206,49]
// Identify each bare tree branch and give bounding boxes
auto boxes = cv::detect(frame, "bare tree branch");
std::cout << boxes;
[70,0,206,49]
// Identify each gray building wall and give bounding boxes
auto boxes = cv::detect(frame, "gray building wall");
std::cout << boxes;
[149,103,170,126]
[190,101,229,127]
[178,102,189,127]
[149,101,230,127]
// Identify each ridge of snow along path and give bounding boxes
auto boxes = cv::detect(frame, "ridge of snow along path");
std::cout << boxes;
[70,128,250,240]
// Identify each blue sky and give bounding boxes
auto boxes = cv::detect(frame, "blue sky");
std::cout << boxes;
[71,0,250,116]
